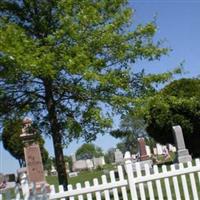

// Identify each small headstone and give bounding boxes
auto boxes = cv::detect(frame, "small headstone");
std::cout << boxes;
[68,172,78,178]
[73,159,94,171]
[114,149,124,164]
[138,138,149,161]
[172,146,176,152]
[153,148,157,155]
[86,159,94,170]
[156,143,163,155]
[50,166,57,176]
[93,156,105,168]
[145,145,151,157]
[132,154,136,160]
[172,125,192,163]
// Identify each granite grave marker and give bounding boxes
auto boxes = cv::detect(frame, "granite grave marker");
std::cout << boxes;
[172,125,192,163]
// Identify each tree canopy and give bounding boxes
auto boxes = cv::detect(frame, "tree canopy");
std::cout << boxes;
[76,143,103,160]
[144,78,200,157]
[0,0,169,186]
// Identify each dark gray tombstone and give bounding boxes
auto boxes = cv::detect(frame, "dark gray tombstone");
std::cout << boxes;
[172,125,192,163]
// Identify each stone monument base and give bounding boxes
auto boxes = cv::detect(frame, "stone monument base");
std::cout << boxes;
[30,182,50,194]
[132,159,153,171]
[140,155,149,161]
[174,149,192,163]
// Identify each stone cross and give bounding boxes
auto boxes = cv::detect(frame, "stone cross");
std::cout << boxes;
[172,125,192,163]
[138,138,149,161]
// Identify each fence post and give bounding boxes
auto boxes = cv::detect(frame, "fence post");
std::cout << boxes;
[20,172,30,200]
[124,151,138,200]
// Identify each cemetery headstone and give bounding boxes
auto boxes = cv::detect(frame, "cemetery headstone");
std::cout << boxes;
[93,156,105,168]
[138,138,149,161]
[172,125,192,163]
[68,172,78,178]
[153,147,157,155]
[73,159,94,171]
[145,145,151,157]
[20,117,49,192]
[132,138,153,170]
[114,149,124,164]
[132,154,136,160]
[50,166,57,176]
[156,143,163,155]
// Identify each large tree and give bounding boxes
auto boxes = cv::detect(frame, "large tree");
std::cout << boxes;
[76,143,103,160]
[111,115,147,153]
[0,0,168,187]
[144,78,200,157]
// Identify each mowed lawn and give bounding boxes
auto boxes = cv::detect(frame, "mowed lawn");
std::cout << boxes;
[46,170,105,190]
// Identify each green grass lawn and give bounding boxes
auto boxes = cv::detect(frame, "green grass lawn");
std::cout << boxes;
[46,168,110,191]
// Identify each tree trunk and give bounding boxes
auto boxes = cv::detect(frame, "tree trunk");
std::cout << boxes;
[51,128,68,190]
[44,79,68,190]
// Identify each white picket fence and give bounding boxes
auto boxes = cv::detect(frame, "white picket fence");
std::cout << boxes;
[1,151,200,199]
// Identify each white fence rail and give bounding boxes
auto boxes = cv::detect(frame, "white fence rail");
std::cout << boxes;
[1,152,200,199]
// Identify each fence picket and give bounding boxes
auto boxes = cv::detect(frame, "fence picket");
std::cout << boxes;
[110,171,119,200]
[85,181,92,200]
[76,183,84,200]
[188,161,199,200]
[59,185,65,200]
[101,175,110,200]
[195,159,200,185]
[162,165,172,200]
[20,172,30,200]
[179,163,190,200]
[170,165,181,199]
[124,152,138,200]
[117,166,128,200]
[15,184,21,200]
[68,184,75,200]
[136,162,146,200]
[153,165,163,200]
[93,178,101,200]
[144,164,155,200]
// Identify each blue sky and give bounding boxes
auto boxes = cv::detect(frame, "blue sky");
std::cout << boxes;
[1,0,200,173]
